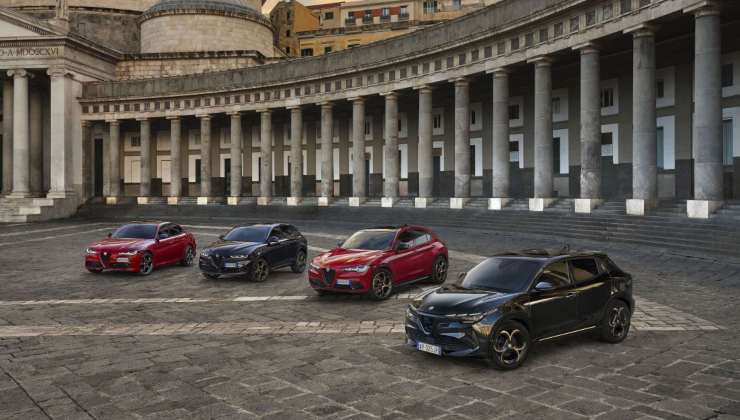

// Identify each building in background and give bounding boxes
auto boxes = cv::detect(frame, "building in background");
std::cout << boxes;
[269,0,320,56]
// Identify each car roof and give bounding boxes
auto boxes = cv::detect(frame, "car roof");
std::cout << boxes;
[126,221,168,227]
[492,247,606,262]
[367,224,430,231]
[233,223,281,229]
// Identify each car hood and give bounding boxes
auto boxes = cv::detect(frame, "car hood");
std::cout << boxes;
[203,240,263,256]
[416,286,516,315]
[315,248,387,267]
[88,238,152,251]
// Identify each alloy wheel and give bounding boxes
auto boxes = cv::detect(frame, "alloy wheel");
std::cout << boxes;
[183,247,194,266]
[253,259,269,282]
[139,253,153,275]
[434,258,447,282]
[372,271,392,299]
[292,251,307,273]
[492,328,528,367]
[608,305,629,339]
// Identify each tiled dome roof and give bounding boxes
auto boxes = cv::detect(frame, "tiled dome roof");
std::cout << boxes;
[144,0,257,16]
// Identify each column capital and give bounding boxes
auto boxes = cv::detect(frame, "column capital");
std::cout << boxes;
[7,68,30,78]
[80,120,90,128]
[381,92,398,100]
[572,42,600,54]
[348,96,365,103]
[136,117,149,122]
[683,1,720,16]
[624,23,657,37]
[226,110,242,116]
[413,85,433,93]
[47,66,71,79]
[486,67,509,76]
[106,119,120,126]
[452,77,468,87]
[256,108,271,114]
[318,101,333,109]
[286,105,302,111]
[197,113,211,120]
[527,56,552,66]
[166,115,181,121]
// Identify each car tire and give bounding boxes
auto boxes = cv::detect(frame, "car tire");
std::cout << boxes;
[487,320,530,370]
[598,299,631,343]
[250,257,270,282]
[431,255,448,284]
[138,252,154,276]
[291,249,307,273]
[180,245,195,266]
[314,289,330,296]
[369,268,394,300]
[202,272,220,280]
[86,268,103,274]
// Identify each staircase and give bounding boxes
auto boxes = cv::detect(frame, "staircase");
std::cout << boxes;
[545,198,573,213]
[394,198,414,208]
[501,198,529,211]
[0,196,79,223]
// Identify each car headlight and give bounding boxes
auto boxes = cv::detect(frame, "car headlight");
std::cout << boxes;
[200,251,209,257]
[341,265,368,273]
[229,255,250,260]
[86,248,97,255]
[309,262,321,270]
[406,305,418,321]
[449,308,498,324]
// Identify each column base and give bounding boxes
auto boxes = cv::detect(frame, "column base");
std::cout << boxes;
[529,198,557,212]
[287,197,303,206]
[349,197,366,207]
[381,197,397,208]
[574,198,604,214]
[450,197,469,209]
[197,196,215,205]
[414,197,433,208]
[625,199,656,216]
[105,196,120,205]
[687,200,723,219]
[488,198,512,210]
[257,196,271,206]
[8,191,31,198]
[227,196,240,206]
[137,196,151,205]
[167,197,181,205]
[318,197,332,206]
[46,190,75,199]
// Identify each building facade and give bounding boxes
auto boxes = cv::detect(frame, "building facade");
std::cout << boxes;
[270,0,320,57]
[1,0,739,222]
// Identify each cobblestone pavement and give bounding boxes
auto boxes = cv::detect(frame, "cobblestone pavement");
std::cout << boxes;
[0,218,738,419]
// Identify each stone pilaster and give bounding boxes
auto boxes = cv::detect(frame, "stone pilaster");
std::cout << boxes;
[416,86,433,208]
[530,57,556,211]
[29,87,43,196]
[288,106,303,205]
[688,6,723,218]
[319,102,333,206]
[575,44,603,213]
[451,78,470,209]
[490,68,511,210]
[350,97,366,207]
[627,27,657,216]
[2,79,12,195]
[7,69,30,198]
[228,112,243,204]
[382,92,399,207]
[106,120,121,204]
[197,114,212,204]
[258,109,272,205]
[137,118,152,203]
[168,117,182,204]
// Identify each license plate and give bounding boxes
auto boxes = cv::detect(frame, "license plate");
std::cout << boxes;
[416,342,442,356]
[224,262,237,268]
[115,257,129,263]
[336,279,351,286]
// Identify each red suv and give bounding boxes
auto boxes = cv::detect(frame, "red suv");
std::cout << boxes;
[309,225,448,299]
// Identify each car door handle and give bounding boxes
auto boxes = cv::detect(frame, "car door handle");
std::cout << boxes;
[566,291,578,298]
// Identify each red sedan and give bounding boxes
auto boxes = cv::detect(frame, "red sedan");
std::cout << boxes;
[309,225,448,299]
[85,222,196,275]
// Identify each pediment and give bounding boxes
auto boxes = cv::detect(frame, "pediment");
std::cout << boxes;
[0,7,64,39]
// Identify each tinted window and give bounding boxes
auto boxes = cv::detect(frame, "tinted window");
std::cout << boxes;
[600,257,624,276]
[341,230,397,250]
[112,224,157,240]
[397,230,425,248]
[538,261,570,288]
[270,227,288,240]
[282,225,300,238]
[460,257,543,293]
[170,225,183,235]
[223,226,270,243]
[570,258,599,283]
[414,233,432,247]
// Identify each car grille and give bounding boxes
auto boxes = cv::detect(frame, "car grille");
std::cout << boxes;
[322,268,335,286]
[100,252,111,266]
[418,313,436,334]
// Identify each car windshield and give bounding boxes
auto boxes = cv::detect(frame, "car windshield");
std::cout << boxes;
[223,226,270,243]
[459,257,543,293]
[340,229,397,250]
[111,224,157,239]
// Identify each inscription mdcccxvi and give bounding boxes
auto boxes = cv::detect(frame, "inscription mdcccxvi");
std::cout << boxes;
[0,47,60,58]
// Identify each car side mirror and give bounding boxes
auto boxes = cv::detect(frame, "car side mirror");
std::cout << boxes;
[534,280,555,291]
[396,242,410,251]
[107,232,112,238]
[268,236,279,245]
[336,240,343,248]
[218,234,225,240]
[457,271,466,281]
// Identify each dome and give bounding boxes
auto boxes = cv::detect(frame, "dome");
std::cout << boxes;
[143,0,259,17]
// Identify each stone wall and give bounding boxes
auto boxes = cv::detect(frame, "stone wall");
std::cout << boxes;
[140,14,275,57]
[115,54,267,80]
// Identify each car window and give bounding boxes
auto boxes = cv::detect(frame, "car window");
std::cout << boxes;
[460,257,543,293]
[223,226,270,242]
[112,224,157,239]
[282,225,300,238]
[570,258,599,283]
[538,261,570,288]
[157,226,171,239]
[600,256,623,276]
[413,233,432,247]
[397,230,425,248]
[270,227,288,240]
[170,224,183,236]
[340,229,396,250]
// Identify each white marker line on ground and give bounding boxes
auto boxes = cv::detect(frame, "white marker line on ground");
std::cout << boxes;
[0,222,108,238]
[0,226,115,247]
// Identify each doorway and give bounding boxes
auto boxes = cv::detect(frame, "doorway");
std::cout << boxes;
[94,138,104,197]
[432,155,441,197]
[225,158,231,196]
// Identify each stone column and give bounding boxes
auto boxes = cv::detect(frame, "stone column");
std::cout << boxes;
[228,112,243,205]
[106,120,121,204]
[382,92,399,207]
[167,116,182,204]
[350,97,366,206]
[47,67,74,199]
[7,69,30,198]
[575,45,603,213]
[530,57,556,211]
[288,106,303,205]
[29,88,43,196]
[81,121,92,200]
[137,118,151,203]
[197,115,211,203]
[415,86,434,208]
[452,78,470,209]
[688,7,723,218]
[319,102,334,206]
[490,69,511,210]
[626,27,657,216]
[2,79,12,195]
[258,109,272,205]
